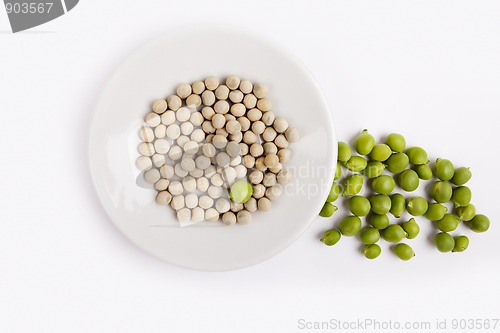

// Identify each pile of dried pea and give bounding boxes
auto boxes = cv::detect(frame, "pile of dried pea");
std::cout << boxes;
[319,130,490,260]
[137,76,299,225]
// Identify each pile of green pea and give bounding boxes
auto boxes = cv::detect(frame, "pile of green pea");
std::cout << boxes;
[319,130,490,260]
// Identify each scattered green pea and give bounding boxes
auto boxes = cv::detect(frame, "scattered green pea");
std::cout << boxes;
[319,202,338,217]
[398,169,420,192]
[345,156,368,172]
[394,243,415,261]
[468,214,490,233]
[386,133,406,152]
[335,162,342,180]
[355,129,375,155]
[359,227,381,245]
[451,167,472,186]
[451,186,472,208]
[361,244,381,259]
[424,203,448,221]
[371,175,396,195]
[369,144,392,162]
[386,153,410,174]
[321,130,488,260]
[326,182,340,202]
[320,229,341,246]
[348,196,371,216]
[413,164,433,180]
[389,193,406,218]
[402,218,420,239]
[364,161,385,178]
[456,204,476,222]
[369,195,392,214]
[434,232,455,252]
[430,181,453,203]
[368,214,390,229]
[452,235,469,252]
[436,214,460,232]
[342,174,364,196]
[434,158,455,181]
[406,196,428,216]
[337,141,352,163]
[406,147,428,165]
[381,224,407,243]
[338,215,362,236]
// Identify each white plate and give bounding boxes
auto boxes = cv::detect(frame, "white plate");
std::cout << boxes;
[89,25,336,271]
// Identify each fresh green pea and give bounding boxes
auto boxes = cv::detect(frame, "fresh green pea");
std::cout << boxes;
[381,224,407,243]
[355,129,375,155]
[456,204,476,222]
[386,153,410,174]
[406,147,428,165]
[468,214,490,233]
[335,162,342,180]
[451,186,472,208]
[434,232,455,252]
[371,175,396,195]
[430,181,453,203]
[413,164,433,180]
[451,167,472,186]
[320,229,341,246]
[364,161,386,178]
[452,235,469,252]
[362,244,382,259]
[338,216,362,236]
[342,174,364,196]
[348,196,371,216]
[436,214,460,232]
[229,181,254,204]
[434,158,455,181]
[326,182,340,202]
[424,203,448,221]
[389,193,406,218]
[369,195,392,214]
[386,133,406,153]
[319,202,338,217]
[359,227,381,245]
[337,141,352,163]
[401,218,420,239]
[398,169,420,192]
[394,243,415,261]
[369,144,392,162]
[345,156,368,172]
[406,197,428,216]
[369,214,390,229]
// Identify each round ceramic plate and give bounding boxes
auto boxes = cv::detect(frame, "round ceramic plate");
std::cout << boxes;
[89,25,336,271]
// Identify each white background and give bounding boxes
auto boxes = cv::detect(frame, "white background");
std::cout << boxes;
[1,1,500,332]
